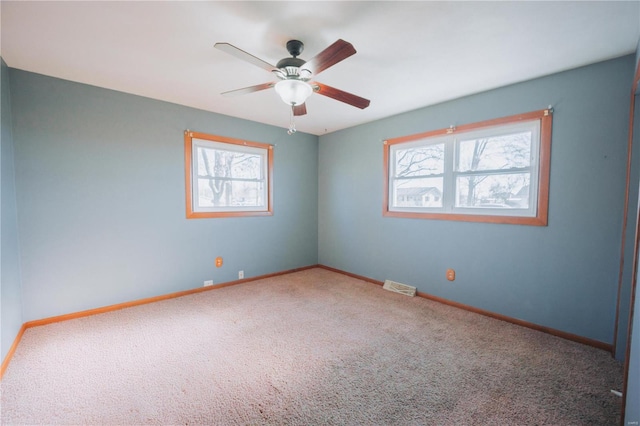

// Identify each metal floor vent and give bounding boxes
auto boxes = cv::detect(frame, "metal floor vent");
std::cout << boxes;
[383,280,416,297]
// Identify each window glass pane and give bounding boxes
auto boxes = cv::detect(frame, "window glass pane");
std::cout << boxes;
[455,173,530,208]
[197,147,262,179]
[457,132,531,172]
[393,177,443,208]
[394,143,444,177]
[198,179,264,208]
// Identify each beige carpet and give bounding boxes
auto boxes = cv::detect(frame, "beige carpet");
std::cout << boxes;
[0,268,623,425]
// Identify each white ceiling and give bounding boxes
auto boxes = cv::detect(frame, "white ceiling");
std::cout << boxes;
[1,1,639,136]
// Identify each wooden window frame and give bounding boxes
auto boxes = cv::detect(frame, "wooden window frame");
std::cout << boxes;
[383,109,553,226]
[184,130,274,219]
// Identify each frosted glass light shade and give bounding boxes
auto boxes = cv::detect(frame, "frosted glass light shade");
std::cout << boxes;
[275,80,312,106]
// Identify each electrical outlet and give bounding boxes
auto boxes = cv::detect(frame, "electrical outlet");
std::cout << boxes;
[238,270,244,279]
[203,280,213,287]
[446,269,456,281]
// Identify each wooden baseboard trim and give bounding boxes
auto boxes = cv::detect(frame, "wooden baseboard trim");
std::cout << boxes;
[317,264,385,285]
[2,263,610,378]
[25,264,319,329]
[319,264,612,352]
[0,323,27,380]
[416,291,612,352]
[1,264,319,379]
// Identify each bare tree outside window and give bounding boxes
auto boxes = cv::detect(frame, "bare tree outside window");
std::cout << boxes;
[456,132,531,208]
[395,144,444,178]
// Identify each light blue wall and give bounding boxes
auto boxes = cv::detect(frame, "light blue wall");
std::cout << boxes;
[9,69,318,322]
[1,58,24,361]
[318,55,634,345]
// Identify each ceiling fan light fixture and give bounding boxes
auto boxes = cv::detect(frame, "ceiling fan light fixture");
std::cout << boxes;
[275,79,312,106]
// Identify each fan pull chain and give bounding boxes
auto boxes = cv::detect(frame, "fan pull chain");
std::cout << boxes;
[287,105,297,135]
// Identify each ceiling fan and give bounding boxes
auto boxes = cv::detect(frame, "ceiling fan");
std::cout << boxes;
[214,39,370,126]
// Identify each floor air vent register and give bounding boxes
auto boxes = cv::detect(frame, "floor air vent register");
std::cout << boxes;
[383,280,417,297]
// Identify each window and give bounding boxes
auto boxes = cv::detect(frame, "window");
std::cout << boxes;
[184,131,273,218]
[384,109,552,225]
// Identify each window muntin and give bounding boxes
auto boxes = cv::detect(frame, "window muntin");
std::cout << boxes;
[384,110,552,225]
[185,131,273,218]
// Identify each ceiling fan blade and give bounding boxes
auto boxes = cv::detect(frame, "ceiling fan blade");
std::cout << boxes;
[221,82,274,97]
[293,104,307,116]
[313,82,370,109]
[302,39,356,76]
[215,42,279,73]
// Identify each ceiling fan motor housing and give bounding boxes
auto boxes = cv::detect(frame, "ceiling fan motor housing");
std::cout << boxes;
[274,40,311,80]
[276,57,309,80]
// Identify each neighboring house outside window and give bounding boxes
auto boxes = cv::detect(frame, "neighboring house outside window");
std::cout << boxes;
[396,187,442,207]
